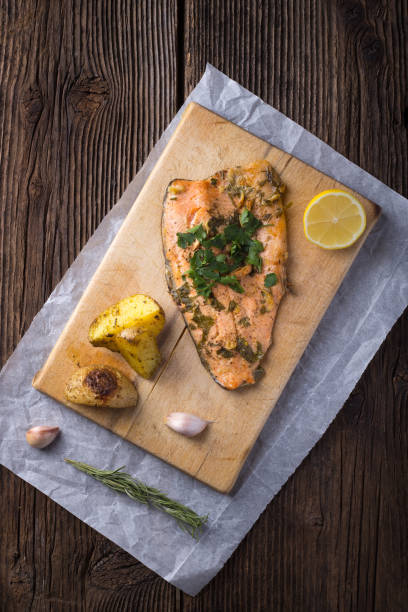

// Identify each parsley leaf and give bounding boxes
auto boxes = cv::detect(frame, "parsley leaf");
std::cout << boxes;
[192,224,207,243]
[177,224,207,248]
[239,207,250,226]
[223,223,249,245]
[264,273,278,287]
[219,275,245,293]
[246,239,264,272]
[240,208,263,233]
[202,234,226,249]
[177,232,195,248]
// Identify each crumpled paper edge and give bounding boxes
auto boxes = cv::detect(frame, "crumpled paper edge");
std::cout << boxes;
[0,64,407,596]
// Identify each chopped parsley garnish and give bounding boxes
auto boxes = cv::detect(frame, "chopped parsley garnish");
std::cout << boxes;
[264,273,278,288]
[246,239,264,272]
[177,224,207,248]
[202,233,226,249]
[218,275,244,293]
[178,209,265,298]
[239,207,263,233]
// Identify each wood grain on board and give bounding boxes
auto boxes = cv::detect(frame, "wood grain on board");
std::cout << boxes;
[33,102,379,493]
[1,0,407,610]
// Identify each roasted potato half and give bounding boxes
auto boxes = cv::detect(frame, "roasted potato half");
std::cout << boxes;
[115,328,161,379]
[88,294,165,350]
[64,365,138,408]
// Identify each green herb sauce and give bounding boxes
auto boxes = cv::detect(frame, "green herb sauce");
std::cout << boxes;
[209,296,225,311]
[236,337,264,364]
[192,307,214,346]
[175,282,194,311]
[216,347,235,359]
[227,300,237,312]
[238,316,250,327]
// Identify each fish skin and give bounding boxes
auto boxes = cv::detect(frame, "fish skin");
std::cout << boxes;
[162,160,287,390]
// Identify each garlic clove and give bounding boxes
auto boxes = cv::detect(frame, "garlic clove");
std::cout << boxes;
[26,425,60,449]
[165,412,212,437]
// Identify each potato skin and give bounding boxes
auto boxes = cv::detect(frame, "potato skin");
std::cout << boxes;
[88,294,165,350]
[64,365,138,408]
[115,328,161,379]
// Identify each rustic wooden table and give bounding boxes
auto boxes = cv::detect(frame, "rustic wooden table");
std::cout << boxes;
[1,2,407,610]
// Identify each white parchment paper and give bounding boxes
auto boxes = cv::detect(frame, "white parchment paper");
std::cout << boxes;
[1,65,407,596]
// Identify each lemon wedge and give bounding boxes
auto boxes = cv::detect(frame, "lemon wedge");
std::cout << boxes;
[303,189,366,249]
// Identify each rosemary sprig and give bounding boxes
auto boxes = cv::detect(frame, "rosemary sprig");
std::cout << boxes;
[64,459,208,538]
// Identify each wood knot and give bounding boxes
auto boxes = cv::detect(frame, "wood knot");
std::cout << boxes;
[68,76,109,116]
[307,514,324,527]
[89,549,154,588]
[341,0,364,25]
[361,32,384,65]
[394,372,408,385]
[21,86,44,124]
[28,175,46,204]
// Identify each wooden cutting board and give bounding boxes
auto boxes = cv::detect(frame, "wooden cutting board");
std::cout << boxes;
[33,102,380,493]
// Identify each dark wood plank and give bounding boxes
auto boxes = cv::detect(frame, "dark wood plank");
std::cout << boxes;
[0,0,179,363]
[181,0,408,610]
[0,1,181,610]
[1,0,407,610]
[183,0,408,198]
[0,466,181,612]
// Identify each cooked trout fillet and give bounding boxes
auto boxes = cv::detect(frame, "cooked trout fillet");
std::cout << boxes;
[162,160,287,390]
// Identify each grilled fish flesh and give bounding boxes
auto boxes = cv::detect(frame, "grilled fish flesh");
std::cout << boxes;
[162,160,287,390]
